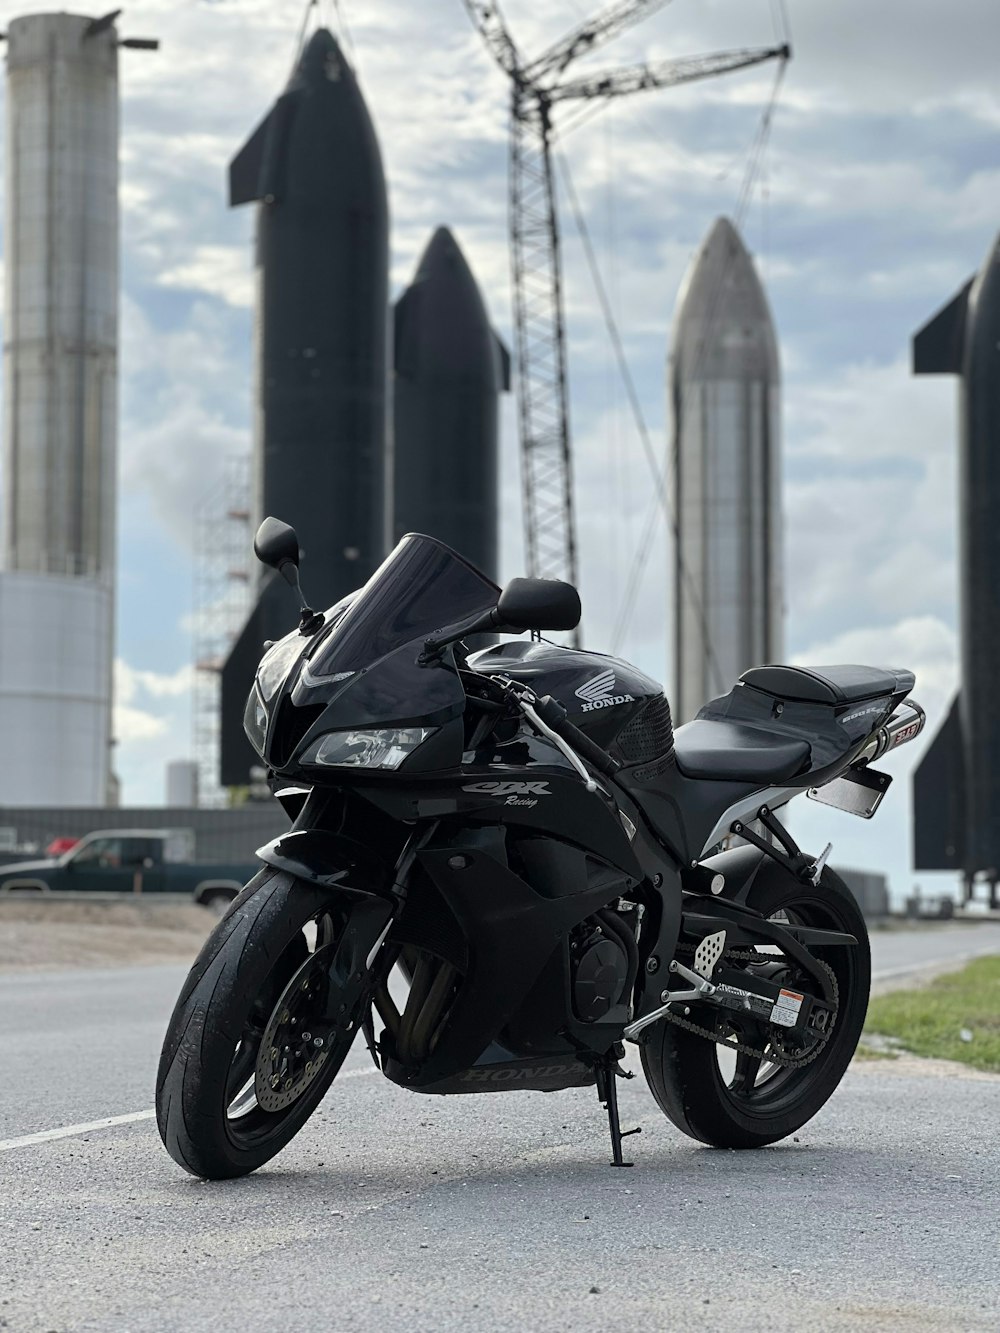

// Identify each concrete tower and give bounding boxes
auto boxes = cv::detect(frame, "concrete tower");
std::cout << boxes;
[0,12,130,804]
[669,216,782,722]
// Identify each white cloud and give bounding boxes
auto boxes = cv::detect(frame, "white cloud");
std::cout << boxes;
[158,244,254,308]
[118,293,250,547]
[114,704,168,744]
[112,659,196,803]
[117,660,197,703]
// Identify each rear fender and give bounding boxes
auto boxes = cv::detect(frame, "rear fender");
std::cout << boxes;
[256,828,394,899]
[694,843,769,905]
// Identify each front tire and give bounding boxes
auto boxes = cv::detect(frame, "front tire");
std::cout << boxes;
[156,870,371,1179]
[199,889,236,919]
[641,864,870,1149]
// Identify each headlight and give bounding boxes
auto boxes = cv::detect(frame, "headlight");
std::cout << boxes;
[257,633,304,702]
[299,727,436,771]
[243,685,268,756]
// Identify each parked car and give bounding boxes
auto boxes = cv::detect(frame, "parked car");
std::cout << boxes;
[45,836,80,857]
[0,829,255,914]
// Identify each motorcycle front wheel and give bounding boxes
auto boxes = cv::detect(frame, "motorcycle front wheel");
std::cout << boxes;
[641,863,870,1149]
[156,869,378,1179]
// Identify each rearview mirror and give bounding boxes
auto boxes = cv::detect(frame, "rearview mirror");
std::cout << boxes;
[497,577,581,632]
[254,517,300,581]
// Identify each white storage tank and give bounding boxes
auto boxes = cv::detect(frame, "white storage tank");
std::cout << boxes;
[0,12,121,804]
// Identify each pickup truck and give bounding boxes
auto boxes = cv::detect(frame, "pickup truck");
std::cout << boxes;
[0,829,257,913]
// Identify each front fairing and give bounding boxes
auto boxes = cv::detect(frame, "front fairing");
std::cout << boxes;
[258,644,466,774]
[326,729,643,880]
[255,533,499,775]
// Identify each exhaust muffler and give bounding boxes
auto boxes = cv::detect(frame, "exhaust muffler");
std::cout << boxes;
[856,699,926,763]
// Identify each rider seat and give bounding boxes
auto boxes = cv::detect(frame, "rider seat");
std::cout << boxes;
[672,663,915,785]
[673,720,811,784]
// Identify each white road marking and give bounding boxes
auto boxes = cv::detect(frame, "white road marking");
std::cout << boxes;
[0,1109,157,1151]
[0,1065,380,1153]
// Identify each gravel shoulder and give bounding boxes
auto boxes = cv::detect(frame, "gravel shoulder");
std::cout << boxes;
[0,899,211,969]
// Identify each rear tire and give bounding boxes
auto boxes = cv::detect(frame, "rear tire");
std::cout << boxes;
[156,870,363,1179]
[641,864,870,1149]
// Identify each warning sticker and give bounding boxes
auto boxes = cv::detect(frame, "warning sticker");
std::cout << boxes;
[770,987,804,1028]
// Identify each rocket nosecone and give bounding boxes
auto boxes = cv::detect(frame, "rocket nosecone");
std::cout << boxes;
[392,227,510,581]
[220,28,389,787]
[912,230,1000,882]
[668,216,782,723]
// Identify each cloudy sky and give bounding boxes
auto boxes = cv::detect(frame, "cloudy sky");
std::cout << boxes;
[1,0,996,897]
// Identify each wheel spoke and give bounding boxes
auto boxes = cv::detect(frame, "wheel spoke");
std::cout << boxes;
[731,1046,764,1093]
[225,1031,262,1112]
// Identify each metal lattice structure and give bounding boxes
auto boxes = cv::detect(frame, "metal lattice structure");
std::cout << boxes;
[462,0,790,606]
[193,457,253,808]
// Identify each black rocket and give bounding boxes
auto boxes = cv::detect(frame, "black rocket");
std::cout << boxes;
[912,229,1000,902]
[392,227,509,580]
[220,28,389,787]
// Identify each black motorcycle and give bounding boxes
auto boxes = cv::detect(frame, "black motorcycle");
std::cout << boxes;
[156,519,925,1178]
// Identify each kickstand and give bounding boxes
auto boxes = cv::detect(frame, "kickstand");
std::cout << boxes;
[595,1064,641,1168]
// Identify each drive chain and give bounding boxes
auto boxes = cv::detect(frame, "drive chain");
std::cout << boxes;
[662,944,840,1070]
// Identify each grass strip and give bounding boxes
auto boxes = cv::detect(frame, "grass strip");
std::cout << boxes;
[863,955,1000,1073]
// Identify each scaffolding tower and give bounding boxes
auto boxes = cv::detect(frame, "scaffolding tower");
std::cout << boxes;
[193,456,253,807]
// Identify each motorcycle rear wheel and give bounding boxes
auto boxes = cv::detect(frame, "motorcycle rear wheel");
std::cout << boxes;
[156,869,366,1179]
[641,863,870,1149]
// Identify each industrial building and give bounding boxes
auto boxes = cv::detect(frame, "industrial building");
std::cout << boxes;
[0,802,287,867]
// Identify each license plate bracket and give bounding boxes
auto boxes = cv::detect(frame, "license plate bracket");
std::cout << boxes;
[807,765,892,819]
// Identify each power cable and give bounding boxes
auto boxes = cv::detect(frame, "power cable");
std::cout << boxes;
[291,0,318,72]
[556,150,726,690]
[332,0,357,63]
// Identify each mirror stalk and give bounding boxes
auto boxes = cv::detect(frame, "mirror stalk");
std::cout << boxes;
[254,517,324,635]
[282,568,323,636]
[419,608,510,665]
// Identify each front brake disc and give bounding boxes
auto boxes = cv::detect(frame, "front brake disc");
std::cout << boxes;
[254,947,336,1113]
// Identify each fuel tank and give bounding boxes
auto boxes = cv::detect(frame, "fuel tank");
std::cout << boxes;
[468,641,670,759]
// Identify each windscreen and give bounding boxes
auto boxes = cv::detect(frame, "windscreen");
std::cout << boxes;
[307,534,500,677]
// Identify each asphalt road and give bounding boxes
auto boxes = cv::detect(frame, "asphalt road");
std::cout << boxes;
[1,925,998,1331]
[868,920,1000,984]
